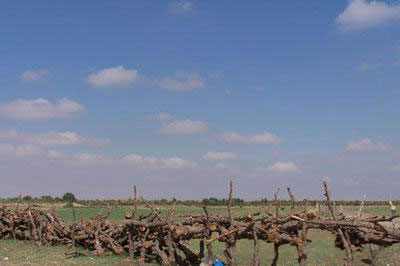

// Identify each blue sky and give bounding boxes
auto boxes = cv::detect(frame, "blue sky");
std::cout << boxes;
[1,0,400,200]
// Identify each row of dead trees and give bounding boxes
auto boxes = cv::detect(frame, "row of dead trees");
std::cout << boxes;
[1,181,400,265]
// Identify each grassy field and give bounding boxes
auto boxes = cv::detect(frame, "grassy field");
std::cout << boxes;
[1,205,399,265]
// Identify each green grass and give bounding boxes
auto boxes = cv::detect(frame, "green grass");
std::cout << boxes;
[0,239,131,266]
[56,205,271,222]
[1,205,399,265]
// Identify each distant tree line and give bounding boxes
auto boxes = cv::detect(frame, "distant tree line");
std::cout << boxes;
[0,193,77,204]
[1,193,399,208]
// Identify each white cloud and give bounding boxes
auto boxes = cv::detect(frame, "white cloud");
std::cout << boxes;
[358,62,381,71]
[45,151,114,165]
[0,140,196,170]
[152,112,172,121]
[268,162,300,173]
[256,162,300,174]
[346,138,391,152]
[0,98,85,120]
[170,1,194,14]
[0,143,44,157]
[87,66,139,88]
[47,150,66,159]
[203,151,236,160]
[0,129,108,146]
[220,131,283,144]
[122,154,196,169]
[337,0,400,32]
[34,131,108,146]
[20,69,49,82]
[215,162,229,169]
[71,153,114,165]
[393,163,400,171]
[160,119,208,135]
[157,71,204,92]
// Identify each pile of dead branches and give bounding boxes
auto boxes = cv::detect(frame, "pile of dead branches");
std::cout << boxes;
[1,182,400,266]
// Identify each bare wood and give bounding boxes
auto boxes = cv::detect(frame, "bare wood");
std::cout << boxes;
[140,196,161,220]
[274,187,280,218]
[128,228,134,261]
[357,195,366,217]
[133,185,138,219]
[139,228,150,265]
[252,225,260,266]
[153,240,170,265]
[2,183,400,265]
[298,200,308,266]
[226,180,236,266]
[128,186,138,264]
[287,187,295,215]
[228,180,233,223]
[271,243,280,266]
[202,205,214,263]
[207,228,239,244]
[323,181,353,266]
[72,204,76,222]
[15,193,22,212]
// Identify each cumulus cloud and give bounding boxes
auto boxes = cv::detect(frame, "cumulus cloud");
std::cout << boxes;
[202,151,236,160]
[215,162,229,169]
[0,143,44,157]
[256,162,300,174]
[44,151,196,169]
[268,162,300,173]
[87,66,139,88]
[70,153,115,165]
[0,129,108,146]
[337,0,400,32]
[346,138,391,152]
[122,154,196,169]
[0,135,195,170]
[170,1,194,14]
[46,151,114,165]
[160,119,208,135]
[220,131,283,145]
[0,98,85,120]
[157,71,204,92]
[20,69,49,82]
[152,112,172,121]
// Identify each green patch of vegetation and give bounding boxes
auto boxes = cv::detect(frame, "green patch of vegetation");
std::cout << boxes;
[0,239,131,266]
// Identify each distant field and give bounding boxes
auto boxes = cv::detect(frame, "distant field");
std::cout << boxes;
[1,205,399,265]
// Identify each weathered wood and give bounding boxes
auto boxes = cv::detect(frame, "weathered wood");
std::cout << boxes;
[274,188,280,218]
[324,181,353,266]
[287,187,295,215]
[2,183,400,265]
[252,225,260,266]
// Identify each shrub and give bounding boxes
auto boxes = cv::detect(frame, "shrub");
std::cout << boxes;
[62,192,76,202]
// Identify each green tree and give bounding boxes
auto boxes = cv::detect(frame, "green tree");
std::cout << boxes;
[22,195,32,201]
[41,195,53,201]
[62,192,76,202]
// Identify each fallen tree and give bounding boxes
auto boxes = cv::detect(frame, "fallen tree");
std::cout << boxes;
[0,182,399,265]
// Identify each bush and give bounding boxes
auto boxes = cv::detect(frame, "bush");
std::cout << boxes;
[41,195,53,201]
[22,195,32,201]
[62,192,76,202]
